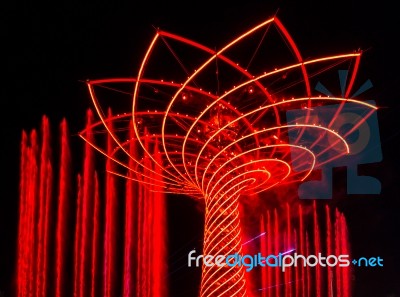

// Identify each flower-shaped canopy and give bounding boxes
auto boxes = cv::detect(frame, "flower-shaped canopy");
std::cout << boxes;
[80,16,376,201]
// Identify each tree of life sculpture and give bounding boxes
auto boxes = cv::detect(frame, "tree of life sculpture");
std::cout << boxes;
[80,17,377,297]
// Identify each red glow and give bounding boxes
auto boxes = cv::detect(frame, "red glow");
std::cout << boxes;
[16,118,53,297]
[91,173,100,297]
[79,17,375,297]
[16,114,168,297]
[313,201,322,297]
[123,124,136,297]
[299,205,306,297]
[80,110,95,297]
[17,131,27,297]
[152,140,168,296]
[28,131,38,297]
[326,205,333,297]
[55,120,70,297]
[274,209,280,297]
[104,109,117,297]
[335,210,342,297]
[260,216,267,297]
[15,16,377,297]
[256,204,350,296]
[73,174,82,297]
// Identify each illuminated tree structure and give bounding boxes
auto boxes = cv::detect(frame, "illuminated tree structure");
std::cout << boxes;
[80,17,377,297]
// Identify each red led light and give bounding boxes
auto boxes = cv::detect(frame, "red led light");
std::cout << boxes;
[79,17,376,297]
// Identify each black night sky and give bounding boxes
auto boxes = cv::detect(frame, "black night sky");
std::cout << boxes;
[2,1,400,296]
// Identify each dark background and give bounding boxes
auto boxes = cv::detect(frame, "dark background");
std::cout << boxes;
[2,1,399,296]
